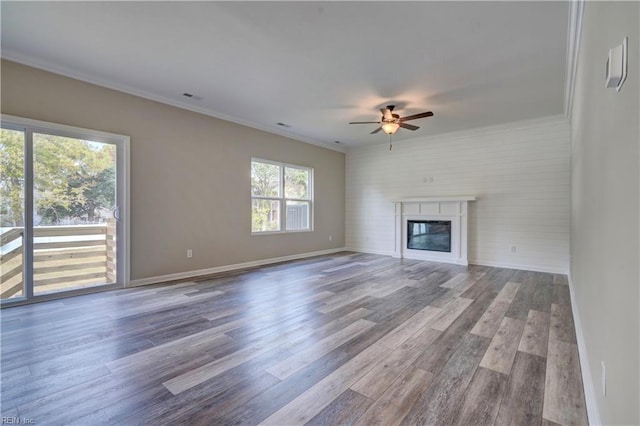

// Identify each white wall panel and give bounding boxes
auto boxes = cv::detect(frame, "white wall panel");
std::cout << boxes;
[346,116,570,273]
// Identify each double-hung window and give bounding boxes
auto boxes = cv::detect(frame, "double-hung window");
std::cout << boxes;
[251,159,313,233]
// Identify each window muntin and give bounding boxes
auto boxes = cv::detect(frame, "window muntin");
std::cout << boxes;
[251,159,312,233]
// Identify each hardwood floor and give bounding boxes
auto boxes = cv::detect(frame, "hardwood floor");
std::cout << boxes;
[0,252,588,425]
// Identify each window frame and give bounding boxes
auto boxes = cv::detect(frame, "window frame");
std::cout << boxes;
[251,158,313,235]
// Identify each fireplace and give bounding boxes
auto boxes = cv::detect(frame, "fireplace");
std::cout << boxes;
[393,196,475,265]
[407,220,451,252]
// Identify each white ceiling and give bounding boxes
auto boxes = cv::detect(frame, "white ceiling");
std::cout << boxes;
[1,1,570,151]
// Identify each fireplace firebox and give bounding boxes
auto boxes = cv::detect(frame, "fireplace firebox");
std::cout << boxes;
[407,220,452,252]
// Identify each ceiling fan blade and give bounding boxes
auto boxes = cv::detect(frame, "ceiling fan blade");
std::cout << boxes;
[370,127,383,134]
[399,111,434,122]
[349,121,381,124]
[380,108,393,121]
[399,123,420,131]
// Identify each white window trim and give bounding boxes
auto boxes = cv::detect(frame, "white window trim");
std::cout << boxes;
[251,157,314,235]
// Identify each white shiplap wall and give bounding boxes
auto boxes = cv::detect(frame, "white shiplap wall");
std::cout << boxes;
[345,116,571,273]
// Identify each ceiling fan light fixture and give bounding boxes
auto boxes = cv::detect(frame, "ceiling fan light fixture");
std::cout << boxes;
[381,122,400,135]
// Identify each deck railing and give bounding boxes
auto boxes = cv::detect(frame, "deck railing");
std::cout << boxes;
[0,223,116,299]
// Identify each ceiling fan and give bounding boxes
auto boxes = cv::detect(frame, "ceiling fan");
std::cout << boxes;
[349,105,434,135]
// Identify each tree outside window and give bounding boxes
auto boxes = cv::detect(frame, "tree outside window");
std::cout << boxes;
[0,129,116,227]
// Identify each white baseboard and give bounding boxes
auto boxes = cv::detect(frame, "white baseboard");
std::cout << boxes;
[344,249,568,274]
[568,274,602,425]
[129,247,347,287]
[343,246,395,256]
[468,258,568,274]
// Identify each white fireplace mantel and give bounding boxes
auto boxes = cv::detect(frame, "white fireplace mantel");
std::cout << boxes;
[392,196,476,203]
[392,196,476,265]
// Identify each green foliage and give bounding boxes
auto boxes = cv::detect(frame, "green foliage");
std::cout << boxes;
[251,199,279,232]
[0,129,25,226]
[0,130,116,226]
[284,167,309,199]
[251,161,280,197]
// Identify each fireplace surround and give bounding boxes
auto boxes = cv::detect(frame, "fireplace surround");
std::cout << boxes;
[392,196,476,265]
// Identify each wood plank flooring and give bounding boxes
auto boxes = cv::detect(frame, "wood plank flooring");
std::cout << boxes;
[0,252,588,425]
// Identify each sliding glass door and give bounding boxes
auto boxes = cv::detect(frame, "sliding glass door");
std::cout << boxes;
[0,116,128,303]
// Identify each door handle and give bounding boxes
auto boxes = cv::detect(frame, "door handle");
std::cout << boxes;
[113,207,120,221]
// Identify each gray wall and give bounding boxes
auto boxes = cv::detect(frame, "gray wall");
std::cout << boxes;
[570,2,639,424]
[1,60,346,281]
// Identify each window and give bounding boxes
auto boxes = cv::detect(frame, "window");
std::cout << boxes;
[251,159,312,233]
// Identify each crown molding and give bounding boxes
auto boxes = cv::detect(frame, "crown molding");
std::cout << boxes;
[1,51,346,154]
[564,0,585,117]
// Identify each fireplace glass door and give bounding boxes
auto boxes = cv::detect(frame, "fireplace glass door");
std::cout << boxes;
[407,220,451,252]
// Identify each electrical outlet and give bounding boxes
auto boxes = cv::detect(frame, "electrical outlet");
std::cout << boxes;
[329,235,333,242]
[601,361,606,396]
[510,245,517,253]
[187,249,193,258]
